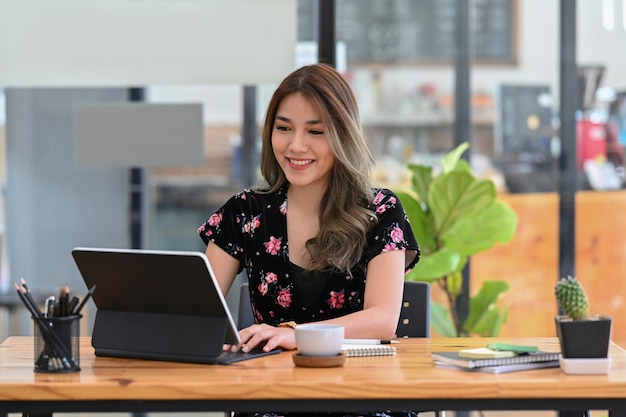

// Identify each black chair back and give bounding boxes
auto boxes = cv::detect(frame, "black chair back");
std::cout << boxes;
[237,280,430,338]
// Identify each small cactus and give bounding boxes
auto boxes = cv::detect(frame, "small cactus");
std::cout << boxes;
[555,276,589,320]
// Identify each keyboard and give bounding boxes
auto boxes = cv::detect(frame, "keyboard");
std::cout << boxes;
[213,347,282,364]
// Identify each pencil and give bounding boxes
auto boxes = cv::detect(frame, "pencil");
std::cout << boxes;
[67,296,79,315]
[60,285,70,316]
[72,284,96,315]
[14,282,42,318]
[19,277,45,318]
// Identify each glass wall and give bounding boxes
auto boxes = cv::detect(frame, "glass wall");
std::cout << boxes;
[141,1,626,347]
[146,84,246,252]
[0,0,612,342]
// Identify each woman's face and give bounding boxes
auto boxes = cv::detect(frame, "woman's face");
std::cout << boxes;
[271,92,336,191]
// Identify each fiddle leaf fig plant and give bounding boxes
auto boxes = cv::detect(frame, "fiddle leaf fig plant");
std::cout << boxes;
[396,142,518,337]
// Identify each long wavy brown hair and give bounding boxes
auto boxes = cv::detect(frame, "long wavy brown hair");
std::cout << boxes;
[259,63,376,272]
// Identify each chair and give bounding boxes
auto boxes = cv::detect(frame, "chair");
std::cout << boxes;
[233,281,441,417]
[237,280,430,337]
[396,280,430,338]
[237,282,255,329]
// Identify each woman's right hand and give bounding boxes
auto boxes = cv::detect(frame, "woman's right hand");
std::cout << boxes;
[231,323,297,353]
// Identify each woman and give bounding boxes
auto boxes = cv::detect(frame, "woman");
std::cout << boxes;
[198,63,419,417]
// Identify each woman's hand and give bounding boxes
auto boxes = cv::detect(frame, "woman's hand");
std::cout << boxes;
[231,323,297,353]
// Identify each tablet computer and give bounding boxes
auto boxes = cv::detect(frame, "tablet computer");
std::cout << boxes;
[72,247,246,364]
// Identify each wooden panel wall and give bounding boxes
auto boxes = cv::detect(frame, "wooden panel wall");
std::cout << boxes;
[574,191,626,347]
[432,191,626,347]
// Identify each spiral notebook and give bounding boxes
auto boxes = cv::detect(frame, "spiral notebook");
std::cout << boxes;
[434,360,560,374]
[431,350,560,369]
[341,344,396,357]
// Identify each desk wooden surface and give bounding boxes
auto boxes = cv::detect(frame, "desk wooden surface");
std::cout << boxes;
[1,337,625,403]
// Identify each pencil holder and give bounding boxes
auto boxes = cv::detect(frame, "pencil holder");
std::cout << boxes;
[32,314,81,373]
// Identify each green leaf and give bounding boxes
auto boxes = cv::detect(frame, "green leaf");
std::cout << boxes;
[447,270,464,298]
[440,142,470,174]
[395,190,436,251]
[452,158,472,174]
[407,163,432,205]
[463,280,510,333]
[431,301,458,337]
[404,248,463,282]
[473,305,509,337]
[429,172,496,233]
[443,200,518,256]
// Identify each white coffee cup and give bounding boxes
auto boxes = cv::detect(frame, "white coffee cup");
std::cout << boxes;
[295,323,345,357]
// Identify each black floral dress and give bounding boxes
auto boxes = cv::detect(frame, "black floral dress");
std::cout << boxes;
[198,184,419,326]
[197,184,420,417]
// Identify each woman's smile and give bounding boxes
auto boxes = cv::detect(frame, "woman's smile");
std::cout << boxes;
[287,158,315,168]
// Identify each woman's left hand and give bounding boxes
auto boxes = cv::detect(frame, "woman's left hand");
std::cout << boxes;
[234,323,297,353]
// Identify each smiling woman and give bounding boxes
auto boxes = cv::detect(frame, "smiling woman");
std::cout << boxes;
[197,63,420,417]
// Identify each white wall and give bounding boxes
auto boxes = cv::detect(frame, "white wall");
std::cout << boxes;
[0,0,296,87]
[578,0,626,90]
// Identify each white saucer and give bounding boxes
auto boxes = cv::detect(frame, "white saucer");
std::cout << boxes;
[559,355,611,374]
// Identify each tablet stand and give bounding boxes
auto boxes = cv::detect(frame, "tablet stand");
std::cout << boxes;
[91,310,229,364]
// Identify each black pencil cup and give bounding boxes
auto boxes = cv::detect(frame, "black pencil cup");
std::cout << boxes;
[33,314,81,373]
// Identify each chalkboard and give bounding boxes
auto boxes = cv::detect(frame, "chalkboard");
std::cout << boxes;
[298,0,517,64]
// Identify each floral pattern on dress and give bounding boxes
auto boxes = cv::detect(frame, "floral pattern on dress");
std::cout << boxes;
[199,185,419,327]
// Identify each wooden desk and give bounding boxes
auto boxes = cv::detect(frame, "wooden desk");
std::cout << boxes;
[1,337,626,416]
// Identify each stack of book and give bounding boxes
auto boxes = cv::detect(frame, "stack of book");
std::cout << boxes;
[432,344,560,374]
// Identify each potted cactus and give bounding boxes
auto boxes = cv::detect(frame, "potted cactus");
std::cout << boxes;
[554,276,612,359]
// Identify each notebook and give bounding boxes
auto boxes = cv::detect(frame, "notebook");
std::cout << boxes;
[434,360,560,374]
[71,247,279,365]
[341,344,396,357]
[431,350,560,369]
